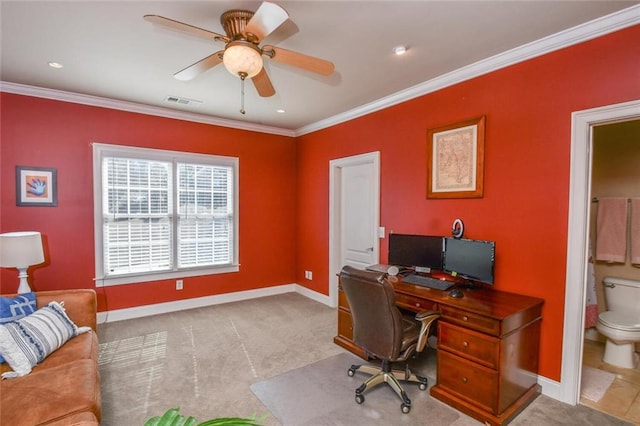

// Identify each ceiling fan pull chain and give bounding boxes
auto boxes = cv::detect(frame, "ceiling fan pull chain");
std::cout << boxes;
[239,71,247,114]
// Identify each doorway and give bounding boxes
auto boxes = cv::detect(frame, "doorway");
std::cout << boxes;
[328,152,380,308]
[580,119,640,422]
[562,99,640,405]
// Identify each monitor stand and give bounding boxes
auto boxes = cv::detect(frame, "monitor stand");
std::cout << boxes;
[457,280,483,290]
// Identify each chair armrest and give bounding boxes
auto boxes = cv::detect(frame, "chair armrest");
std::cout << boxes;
[415,310,440,353]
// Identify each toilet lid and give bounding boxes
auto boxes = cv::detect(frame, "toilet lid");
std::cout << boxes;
[599,311,640,331]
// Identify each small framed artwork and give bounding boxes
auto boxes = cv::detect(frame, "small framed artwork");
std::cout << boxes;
[427,116,485,199]
[16,166,58,207]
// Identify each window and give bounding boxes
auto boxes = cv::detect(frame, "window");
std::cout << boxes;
[93,144,239,285]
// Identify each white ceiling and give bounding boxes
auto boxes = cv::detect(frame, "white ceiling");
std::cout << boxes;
[1,1,638,134]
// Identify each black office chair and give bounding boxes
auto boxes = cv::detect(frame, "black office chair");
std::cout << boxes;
[339,265,440,413]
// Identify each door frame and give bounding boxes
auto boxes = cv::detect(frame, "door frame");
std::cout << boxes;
[561,99,640,404]
[328,151,381,308]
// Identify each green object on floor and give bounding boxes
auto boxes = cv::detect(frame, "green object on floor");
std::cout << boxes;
[144,408,266,426]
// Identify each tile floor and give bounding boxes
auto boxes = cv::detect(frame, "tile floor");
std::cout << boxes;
[581,339,640,425]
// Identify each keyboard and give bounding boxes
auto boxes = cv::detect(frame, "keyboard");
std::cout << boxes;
[402,273,455,291]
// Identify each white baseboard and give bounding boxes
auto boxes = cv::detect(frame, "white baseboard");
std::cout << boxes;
[538,375,561,402]
[97,283,331,324]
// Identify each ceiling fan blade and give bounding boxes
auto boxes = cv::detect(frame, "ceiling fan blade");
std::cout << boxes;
[252,68,275,97]
[245,2,289,42]
[264,45,334,76]
[144,14,227,43]
[260,18,299,45]
[174,51,224,81]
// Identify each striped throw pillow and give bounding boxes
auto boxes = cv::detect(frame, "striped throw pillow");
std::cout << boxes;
[0,301,90,378]
[0,293,37,363]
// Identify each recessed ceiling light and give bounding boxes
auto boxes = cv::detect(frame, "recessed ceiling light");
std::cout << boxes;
[392,45,407,56]
[48,62,63,69]
[276,109,286,113]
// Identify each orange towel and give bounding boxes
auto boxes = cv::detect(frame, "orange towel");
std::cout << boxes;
[632,198,640,265]
[595,197,627,263]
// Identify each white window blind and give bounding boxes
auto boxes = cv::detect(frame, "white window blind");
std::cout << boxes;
[93,144,238,285]
[177,163,234,268]
[103,158,173,275]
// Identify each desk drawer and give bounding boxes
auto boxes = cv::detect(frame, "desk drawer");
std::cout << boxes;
[441,306,500,336]
[337,308,353,340]
[438,322,499,369]
[338,289,350,310]
[395,293,437,312]
[438,350,498,414]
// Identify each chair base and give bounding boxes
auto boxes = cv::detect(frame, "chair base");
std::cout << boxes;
[348,362,428,413]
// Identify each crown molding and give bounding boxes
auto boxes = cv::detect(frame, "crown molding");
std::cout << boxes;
[1,5,637,138]
[295,5,640,136]
[0,81,296,138]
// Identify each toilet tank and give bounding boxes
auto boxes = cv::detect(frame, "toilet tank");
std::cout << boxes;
[603,277,640,313]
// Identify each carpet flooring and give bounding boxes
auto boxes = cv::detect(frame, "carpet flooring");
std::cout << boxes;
[97,292,633,425]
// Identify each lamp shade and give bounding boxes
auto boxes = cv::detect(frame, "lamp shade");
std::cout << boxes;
[0,231,45,268]
[223,40,263,78]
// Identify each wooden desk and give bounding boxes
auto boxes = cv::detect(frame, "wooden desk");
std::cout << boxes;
[334,276,544,426]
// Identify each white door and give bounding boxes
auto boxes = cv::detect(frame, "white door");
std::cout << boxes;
[329,152,380,307]
[341,163,377,269]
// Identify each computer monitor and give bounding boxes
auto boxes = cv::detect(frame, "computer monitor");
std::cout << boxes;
[388,234,444,271]
[443,237,495,284]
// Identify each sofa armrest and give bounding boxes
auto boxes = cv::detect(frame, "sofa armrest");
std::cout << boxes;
[35,290,98,332]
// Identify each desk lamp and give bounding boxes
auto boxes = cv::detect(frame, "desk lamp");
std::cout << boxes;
[0,231,45,293]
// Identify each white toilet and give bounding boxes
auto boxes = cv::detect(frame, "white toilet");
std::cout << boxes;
[595,277,640,369]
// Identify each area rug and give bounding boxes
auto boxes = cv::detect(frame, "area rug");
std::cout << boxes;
[581,366,616,402]
[250,352,467,425]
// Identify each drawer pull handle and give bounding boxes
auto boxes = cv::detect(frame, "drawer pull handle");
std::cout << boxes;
[462,316,468,321]
[463,341,469,348]
[462,377,468,383]
[416,303,421,308]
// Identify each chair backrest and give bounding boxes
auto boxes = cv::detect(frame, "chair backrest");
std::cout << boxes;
[339,266,404,360]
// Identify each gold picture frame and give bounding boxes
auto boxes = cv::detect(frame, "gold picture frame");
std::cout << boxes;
[427,116,485,199]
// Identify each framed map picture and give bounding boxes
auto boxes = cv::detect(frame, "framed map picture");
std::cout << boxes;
[427,116,485,199]
[16,166,58,206]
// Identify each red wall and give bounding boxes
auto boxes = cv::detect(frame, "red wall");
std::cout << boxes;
[0,96,298,310]
[295,25,640,381]
[1,25,638,383]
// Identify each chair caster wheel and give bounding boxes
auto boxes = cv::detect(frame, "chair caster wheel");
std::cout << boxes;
[355,394,364,404]
[417,375,428,390]
[401,403,411,414]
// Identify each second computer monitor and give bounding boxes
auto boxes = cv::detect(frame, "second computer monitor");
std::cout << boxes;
[388,233,444,270]
[443,237,495,284]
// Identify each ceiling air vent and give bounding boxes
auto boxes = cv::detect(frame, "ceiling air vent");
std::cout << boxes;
[164,95,203,107]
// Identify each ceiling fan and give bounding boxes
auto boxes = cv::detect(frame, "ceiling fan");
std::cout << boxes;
[144,1,334,113]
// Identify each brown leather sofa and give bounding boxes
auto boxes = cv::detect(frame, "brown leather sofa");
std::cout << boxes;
[0,289,101,425]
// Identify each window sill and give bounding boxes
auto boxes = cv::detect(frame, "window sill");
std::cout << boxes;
[95,265,240,287]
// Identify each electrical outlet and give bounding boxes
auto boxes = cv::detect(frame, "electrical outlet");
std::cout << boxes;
[305,270,313,280]
[176,279,183,290]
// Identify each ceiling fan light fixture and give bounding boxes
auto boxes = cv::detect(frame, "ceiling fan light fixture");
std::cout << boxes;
[223,40,263,78]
